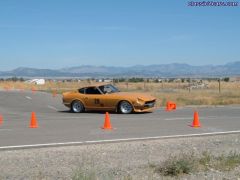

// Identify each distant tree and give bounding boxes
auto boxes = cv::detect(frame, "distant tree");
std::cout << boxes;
[128,78,144,83]
[113,78,121,83]
[118,78,126,82]
[6,76,17,81]
[5,76,25,82]
[223,77,230,82]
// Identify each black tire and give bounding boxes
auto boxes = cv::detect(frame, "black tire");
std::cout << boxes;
[118,101,133,114]
[71,100,85,113]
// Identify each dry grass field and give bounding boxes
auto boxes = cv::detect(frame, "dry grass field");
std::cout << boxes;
[0,80,240,106]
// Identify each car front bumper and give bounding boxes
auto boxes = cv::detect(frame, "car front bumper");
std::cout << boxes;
[133,100,156,112]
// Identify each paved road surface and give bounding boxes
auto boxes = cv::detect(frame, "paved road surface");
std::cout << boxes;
[0,90,240,148]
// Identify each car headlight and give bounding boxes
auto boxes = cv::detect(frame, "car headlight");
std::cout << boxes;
[136,98,145,105]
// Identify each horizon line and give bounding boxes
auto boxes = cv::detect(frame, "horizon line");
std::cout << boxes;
[1,61,239,71]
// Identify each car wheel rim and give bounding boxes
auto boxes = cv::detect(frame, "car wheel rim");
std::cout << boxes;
[120,101,132,114]
[73,102,82,113]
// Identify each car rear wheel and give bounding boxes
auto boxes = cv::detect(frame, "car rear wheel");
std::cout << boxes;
[119,101,133,114]
[71,100,84,113]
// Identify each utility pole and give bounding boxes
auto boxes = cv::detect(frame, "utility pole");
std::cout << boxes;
[188,78,191,93]
[144,79,146,90]
[218,78,221,93]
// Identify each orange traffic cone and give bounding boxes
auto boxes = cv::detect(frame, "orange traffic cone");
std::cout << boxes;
[29,112,38,128]
[102,112,112,130]
[166,101,176,111]
[191,111,201,128]
[0,114,3,126]
[171,103,177,110]
[165,101,171,111]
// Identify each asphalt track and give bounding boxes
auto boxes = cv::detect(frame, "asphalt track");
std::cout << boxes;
[0,90,240,149]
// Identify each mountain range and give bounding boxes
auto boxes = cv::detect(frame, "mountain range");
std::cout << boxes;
[0,62,240,78]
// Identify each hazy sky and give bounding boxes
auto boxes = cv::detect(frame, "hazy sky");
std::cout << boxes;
[0,0,239,70]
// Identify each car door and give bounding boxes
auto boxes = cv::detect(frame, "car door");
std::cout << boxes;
[97,84,119,109]
[100,93,118,108]
[83,87,107,110]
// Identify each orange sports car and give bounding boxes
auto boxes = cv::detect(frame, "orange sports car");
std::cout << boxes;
[62,84,156,114]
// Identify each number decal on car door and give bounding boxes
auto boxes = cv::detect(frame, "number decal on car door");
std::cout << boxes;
[94,99,100,104]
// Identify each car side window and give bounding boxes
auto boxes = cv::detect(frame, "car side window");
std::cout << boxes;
[98,85,111,94]
[85,87,101,94]
[78,88,85,94]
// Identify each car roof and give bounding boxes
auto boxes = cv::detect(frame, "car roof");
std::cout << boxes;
[79,83,111,89]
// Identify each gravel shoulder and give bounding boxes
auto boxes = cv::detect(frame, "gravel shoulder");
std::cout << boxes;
[0,134,240,179]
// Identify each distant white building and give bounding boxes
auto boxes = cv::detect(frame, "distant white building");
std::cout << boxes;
[96,79,103,82]
[25,79,45,85]
[157,79,163,82]
[104,79,112,83]
[95,79,113,83]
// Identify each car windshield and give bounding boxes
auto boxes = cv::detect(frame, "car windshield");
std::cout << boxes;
[98,84,120,94]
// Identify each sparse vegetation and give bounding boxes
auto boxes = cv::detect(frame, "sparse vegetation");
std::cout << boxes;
[151,153,196,176]
[72,167,97,180]
[71,167,134,180]
[0,79,240,106]
[150,151,240,177]
[70,151,240,179]
[211,152,240,171]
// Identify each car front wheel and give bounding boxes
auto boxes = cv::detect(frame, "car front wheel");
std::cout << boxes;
[119,101,133,114]
[71,100,84,113]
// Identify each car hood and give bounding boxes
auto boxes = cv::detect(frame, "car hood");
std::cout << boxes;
[112,92,156,101]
